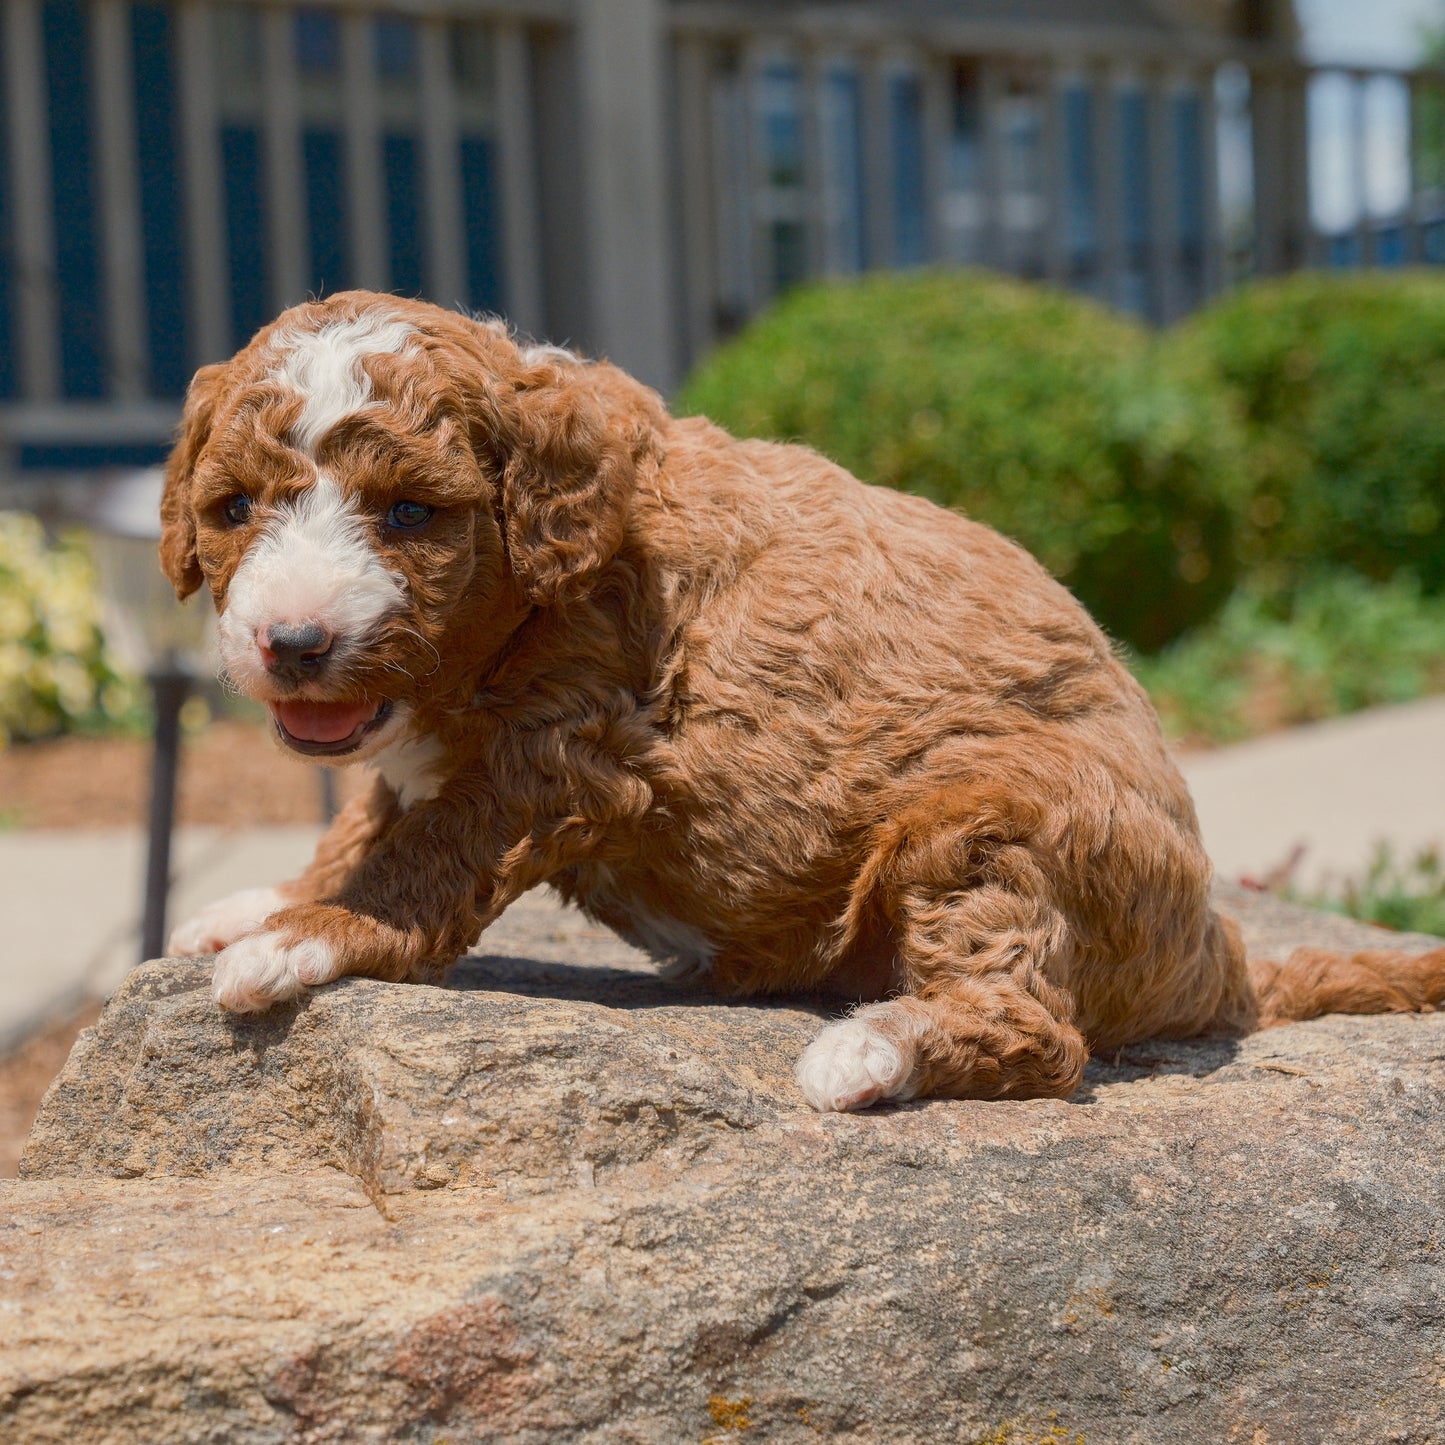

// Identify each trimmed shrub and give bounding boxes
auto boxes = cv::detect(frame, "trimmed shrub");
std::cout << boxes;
[677,270,1247,652]
[1163,270,1445,596]
[0,512,136,744]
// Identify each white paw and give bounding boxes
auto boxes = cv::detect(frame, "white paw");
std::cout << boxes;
[212,930,339,1013]
[795,1008,919,1113]
[167,887,287,956]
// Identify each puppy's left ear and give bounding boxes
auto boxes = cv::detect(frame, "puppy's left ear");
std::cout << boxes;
[160,361,229,599]
[495,357,664,606]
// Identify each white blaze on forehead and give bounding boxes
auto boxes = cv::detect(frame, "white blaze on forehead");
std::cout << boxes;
[217,474,405,689]
[269,312,416,454]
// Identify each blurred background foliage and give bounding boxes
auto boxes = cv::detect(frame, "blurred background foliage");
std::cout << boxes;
[1162,271,1445,596]
[681,267,1445,745]
[679,270,1244,654]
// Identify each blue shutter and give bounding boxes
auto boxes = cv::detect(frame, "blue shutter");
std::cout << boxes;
[1063,83,1098,276]
[131,2,189,395]
[303,128,351,296]
[383,133,426,296]
[220,125,269,347]
[459,136,503,314]
[1117,88,1152,316]
[890,73,926,267]
[0,15,16,398]
[43,0,106,398]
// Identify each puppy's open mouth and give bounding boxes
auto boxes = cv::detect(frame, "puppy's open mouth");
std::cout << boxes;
[268,698,393,757]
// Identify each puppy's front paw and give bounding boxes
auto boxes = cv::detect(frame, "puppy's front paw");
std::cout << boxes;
[212,929,340,1013]
[167,887,287,956]
[795,1008,920,1112]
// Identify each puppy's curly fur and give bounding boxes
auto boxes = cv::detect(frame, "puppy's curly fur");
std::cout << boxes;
[163,292,1445,1111]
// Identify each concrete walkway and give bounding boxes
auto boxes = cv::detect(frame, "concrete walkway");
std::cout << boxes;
[2,694,1442,1050]
[1177,693,1445,890]
[0,825,322,1054]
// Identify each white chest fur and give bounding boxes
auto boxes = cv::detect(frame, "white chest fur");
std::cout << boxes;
[373,730,445,808]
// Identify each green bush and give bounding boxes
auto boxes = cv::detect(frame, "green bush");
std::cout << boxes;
[678,270,1246,652]
[1163,270,1445,596]
[1296,843,1445,938]
[0,512,137,744]
[1130,570,1445,744]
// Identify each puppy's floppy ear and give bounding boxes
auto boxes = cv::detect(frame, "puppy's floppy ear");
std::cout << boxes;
[159,362,229,600]
[495,356,664,606]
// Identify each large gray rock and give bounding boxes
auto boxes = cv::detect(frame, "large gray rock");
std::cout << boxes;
[4,886,1445,1443]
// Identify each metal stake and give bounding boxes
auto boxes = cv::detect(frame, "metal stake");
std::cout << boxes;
[140,664,191,962]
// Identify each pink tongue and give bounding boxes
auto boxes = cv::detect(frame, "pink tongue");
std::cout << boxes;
[273,699,379,744]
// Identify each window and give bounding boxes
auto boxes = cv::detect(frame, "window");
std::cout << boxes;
[295,9,350,296]
[1062,82,1098,283]
[890,71,926,267]
[376,18,426,296]
[43,0,105,397]
[756,60,808,295]
[131,2,190,394]
[941,62,984,264]
[1174,90,1206,305]
[999,76,1046,275]
[214,5,268,346]
[1117,87,1152,315]
[819,65,864,274]
[294,10,341,76]
[709,51,753,332]
[451,24,504,314]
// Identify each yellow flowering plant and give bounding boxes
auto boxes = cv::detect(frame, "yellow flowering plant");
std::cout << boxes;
[0,511,141,744]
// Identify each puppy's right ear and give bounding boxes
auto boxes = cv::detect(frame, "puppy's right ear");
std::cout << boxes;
[160,362,228,600]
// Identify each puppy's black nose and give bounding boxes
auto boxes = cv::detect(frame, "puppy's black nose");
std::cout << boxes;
[259,621,333,677]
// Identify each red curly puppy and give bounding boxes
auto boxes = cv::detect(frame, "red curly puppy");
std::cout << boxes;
[163,292,1445,1111]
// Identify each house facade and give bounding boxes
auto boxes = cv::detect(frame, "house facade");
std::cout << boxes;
[0,0,1332,503]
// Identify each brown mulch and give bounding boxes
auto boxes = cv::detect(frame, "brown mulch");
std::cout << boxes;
[0,716,369,830]
[0,1002,102,1177]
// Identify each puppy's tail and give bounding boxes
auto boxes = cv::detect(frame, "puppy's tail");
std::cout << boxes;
[1243,935,1445,1029]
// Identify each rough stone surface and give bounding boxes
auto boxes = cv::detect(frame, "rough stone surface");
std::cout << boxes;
[5,886,1445,1444]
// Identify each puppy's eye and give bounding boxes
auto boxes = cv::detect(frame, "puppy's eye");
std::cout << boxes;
[386,501,433,530]
[222,495,253,526]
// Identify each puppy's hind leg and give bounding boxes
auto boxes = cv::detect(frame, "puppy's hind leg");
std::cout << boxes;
[796,842,1087,1112]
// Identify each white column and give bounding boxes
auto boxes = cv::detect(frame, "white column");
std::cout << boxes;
[3,0,59,399]
[341,14,388,293]
[673,34,716,367]
[417,20,465,309]
[91,0,148,398]
[495,21,544,336]
[260,7,307,311]
[573,0,674,387]
[175,0,230,364]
